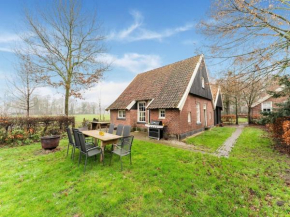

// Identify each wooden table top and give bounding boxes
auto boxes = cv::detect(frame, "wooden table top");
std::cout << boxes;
[82,130,122,141]
[90,121,111,124]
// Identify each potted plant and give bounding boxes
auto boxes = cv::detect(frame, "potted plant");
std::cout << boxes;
[41,124,61,150]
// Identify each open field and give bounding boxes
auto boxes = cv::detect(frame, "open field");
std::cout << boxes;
[0,126,289,216]
[73,114,110,127]
[185,126,236,152]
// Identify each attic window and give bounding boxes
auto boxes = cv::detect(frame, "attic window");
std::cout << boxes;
[201,77,205,88]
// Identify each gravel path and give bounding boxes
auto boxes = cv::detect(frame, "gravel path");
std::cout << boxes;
[215,124,246,157]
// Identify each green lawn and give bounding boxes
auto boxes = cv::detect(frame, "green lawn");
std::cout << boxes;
[238,117,248,123]
[74,114,110,127]
[185,126,236,152]
[0,127,289,216]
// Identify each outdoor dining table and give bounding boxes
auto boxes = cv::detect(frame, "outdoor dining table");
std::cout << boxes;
[81,130,122,162]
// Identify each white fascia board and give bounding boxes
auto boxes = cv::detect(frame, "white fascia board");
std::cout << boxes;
[146,98,154,109]
[177,55,203,110]
[126,100,136,110]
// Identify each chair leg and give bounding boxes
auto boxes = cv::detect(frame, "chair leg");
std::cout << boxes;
[72,147,75,160]
[84,154,88,172]
[102,152,105,166]
[78,152,82,166]
[120,156,123,171]
[66,143,70,157]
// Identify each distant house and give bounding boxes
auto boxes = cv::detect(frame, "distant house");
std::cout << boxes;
[106,55,215,139]
[251,86,287,116]
[210,84,223,125]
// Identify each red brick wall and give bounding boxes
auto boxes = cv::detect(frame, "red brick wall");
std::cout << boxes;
[110,94,214,136]
[251,96,288,116]
[180,94,214,134]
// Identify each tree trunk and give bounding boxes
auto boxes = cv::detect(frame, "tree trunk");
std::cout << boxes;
[247,107,251,124]
[65,87,70,116]
[235,98,239,125]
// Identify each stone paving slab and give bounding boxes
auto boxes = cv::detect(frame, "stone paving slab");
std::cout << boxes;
[215,124,246,157]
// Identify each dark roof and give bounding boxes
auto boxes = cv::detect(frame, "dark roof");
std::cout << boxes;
[107,55,202,110]
[210,84,219,103]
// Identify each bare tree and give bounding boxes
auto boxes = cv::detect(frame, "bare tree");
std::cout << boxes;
[20,0,109,116]
[7,54,39,117]
[199,0,290,77]
[218,71,243,124]
[241,74,268,123]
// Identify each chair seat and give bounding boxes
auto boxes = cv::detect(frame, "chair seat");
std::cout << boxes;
[112,148,130,156]
[87,147,102,157]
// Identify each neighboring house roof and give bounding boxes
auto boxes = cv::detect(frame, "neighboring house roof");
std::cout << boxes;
[251,86,284,108]
[210,84,223,109]
[107,54,205,110]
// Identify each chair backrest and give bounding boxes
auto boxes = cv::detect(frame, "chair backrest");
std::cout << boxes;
[116,124,124,136]
[72,129,81,148]
[78,126,88,132]
[123,125,131,137]
[66,127,74,145]
[108,123,114,134]
[77,132,87,153]
[121,136,134,152]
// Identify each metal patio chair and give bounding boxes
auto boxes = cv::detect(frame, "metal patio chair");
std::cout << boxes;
[116,124,124,136]
[78,132,103,172]
[123,125,131,137]
[108,123,114,134]
[72,129,95,160]
[110,136,134,170]
[66,127,75,159]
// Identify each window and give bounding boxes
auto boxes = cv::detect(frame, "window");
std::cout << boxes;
[118,110,126,119]
[196,103,201,123]
[201,77,205,88]
[261,101,272,112]
[188,112,191,123]
[138,101,146,122]
[159,109,166,119]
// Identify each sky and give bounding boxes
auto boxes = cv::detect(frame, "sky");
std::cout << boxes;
[0,0,213,108]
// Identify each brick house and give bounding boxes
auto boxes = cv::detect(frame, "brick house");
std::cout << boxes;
[210,84,223,125]
[251,86,287,116]
[106,55,215,139]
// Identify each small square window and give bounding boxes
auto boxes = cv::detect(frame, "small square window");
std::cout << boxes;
[159,109,166,119]
[118,110,126,119]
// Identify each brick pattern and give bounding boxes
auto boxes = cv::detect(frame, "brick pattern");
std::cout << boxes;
[251,96,288,116]
[110,94,214,137]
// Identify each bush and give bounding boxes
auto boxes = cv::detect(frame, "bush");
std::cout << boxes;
[266,117,290,147]
[221,115,236,124]
[0,116,75,146]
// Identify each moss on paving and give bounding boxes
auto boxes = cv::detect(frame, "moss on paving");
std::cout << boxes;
[185,126,236,153]
[0,127,289,216]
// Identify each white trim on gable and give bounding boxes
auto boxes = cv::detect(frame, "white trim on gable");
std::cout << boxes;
[126,100,136,110]
[213,86,223,110]
[177,55,203,110]
[146,98,154,109]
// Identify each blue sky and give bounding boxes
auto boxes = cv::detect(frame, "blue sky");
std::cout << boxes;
[0,0,212,107]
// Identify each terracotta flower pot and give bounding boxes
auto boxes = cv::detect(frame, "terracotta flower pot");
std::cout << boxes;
[41,135,61,150]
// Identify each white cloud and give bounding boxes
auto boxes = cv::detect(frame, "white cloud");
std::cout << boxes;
[0,33,21,43]
[81,81,130,107]
[100,52,162,74]
[108,10,195,42]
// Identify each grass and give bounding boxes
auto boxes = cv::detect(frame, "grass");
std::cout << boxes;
[74,114,110,127]
[0,126,289,216]
[238,117,248,123]
[185,126,236,152]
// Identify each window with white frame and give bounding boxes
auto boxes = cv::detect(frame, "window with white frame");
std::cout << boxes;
[196,103,201,123]
[138,101,146,122]
[261,101,272,112]
[159,109,166,119]
[118,110,126,119]
[201,77,205,88]
[188,112,191,123]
